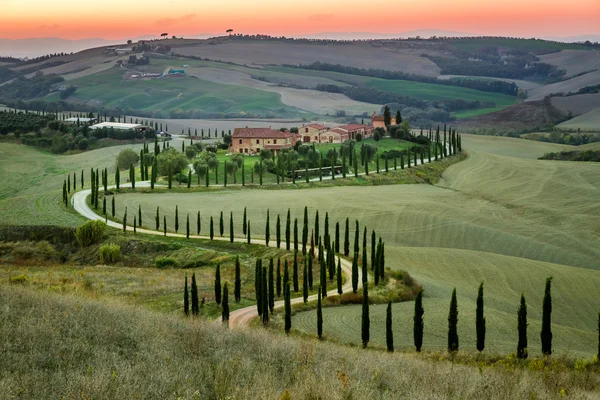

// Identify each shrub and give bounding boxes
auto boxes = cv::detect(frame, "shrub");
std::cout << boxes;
[116,148,140,170]
[75,220,106,247]
[10,274,29,285]
[99,243,122,264]
[155,256,180,268]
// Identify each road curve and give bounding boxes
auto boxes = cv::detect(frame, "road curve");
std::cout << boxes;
[71,182,362,328]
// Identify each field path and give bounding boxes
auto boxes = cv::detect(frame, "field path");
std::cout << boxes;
[72,181,362,329]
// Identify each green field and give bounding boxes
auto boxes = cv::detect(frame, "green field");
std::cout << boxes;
[109,134,600,356]
[448,38,589,53]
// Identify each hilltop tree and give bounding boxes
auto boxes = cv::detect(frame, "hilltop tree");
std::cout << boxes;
[234,256,241,302]
[448,288,459,352]
[414,289,424,352]
[386,301,394,352]
[222,282,230,322]
[317,287,323,339]
[476,282,486,352]
[395,109,402,125]
[361,283,370,348]
[517,293,528,359]
[541,277,553,355]
[191,273,199,316]
[183,274,189,316]
[214,264,222,305]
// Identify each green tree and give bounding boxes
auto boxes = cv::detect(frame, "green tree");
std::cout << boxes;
[344,217,350,256]
[314,210,320,244]
[261,266,269,325]
[476,282,486,352]
[335,222,340,254]
[414,289,424,352]
[517,293,528,359]
[320,251,327,298]
[102,197,106,215]
[163,216,167,236]
[138,205,142,227]
[541,277,553,355]
[247,220,251,244]
[395,109,402,125]
[284,281,291,334]
[174,205,179,233]
[336,257,342,295]
[383,105,391,127]
[317,287,323,339]
[243,207,247,236]
[116,148,139,170]
[157,147,187,178]
[285,208,291,250]
[302,206,308,254]
[276,214,281,248]
[183,274,189,316]
[155,206,159,230]
[197,211,201,235]
[362,283,370,348]
[112,197,115,218]
[191,273,199,316]
[222,282,230,322]
[129,163,136,190]
[265,209,270,246]
[352,252,358,293]
[294,218,299,252]
[219,211,224,236]
[214,264,222,305]
[115,168,120,190]
[234,256,241,302]
[255,260,262,316]
[386,301,394,352]
[324,212,330,249]
[371,230,376,271]
[210,216,214,240]
[308,253,314,289]
[448,288,459,352]
[186,213,190,238]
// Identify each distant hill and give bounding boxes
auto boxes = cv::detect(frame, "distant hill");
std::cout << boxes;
[0,38,125,58]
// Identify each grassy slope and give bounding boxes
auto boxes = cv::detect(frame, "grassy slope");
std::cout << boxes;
[448,38,588,53]
[3,286,597,400]
[109,135,600,356]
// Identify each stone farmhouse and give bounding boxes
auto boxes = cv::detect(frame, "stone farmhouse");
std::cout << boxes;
[319,124,373,143]
[231,127,295,155]
[371,111,396,130]
[299,123,329,143]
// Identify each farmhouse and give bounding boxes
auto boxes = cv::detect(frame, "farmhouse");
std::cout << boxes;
[64,117,97,125]
[299,123,328,143]
[231,127,294,155]
[320,123,373,143]
[90,122,151,134]
[371,111,396,129]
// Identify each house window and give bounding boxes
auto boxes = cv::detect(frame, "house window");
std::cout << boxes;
[256,139,259,144]
[274,139,277,144]
[239,139,242,144]
[305,128,309,133]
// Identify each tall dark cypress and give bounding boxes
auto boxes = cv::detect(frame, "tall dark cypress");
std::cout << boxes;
[352,252,359,293]
[541,277,553,355]
[308,254,313,290]
[293,218,299,252]
[191,273,199,316]
[276,214,281,248]
[184,274,189,316]
[265,209,270,246]
[517,293,528,359]
[234,256,241,302]
[414,289,424,352]
[476,282,486,352]
[314,210,320,244]
[284,281,291,335]
[303,258,309,303]
[386,301,394,352]
[268,258,275,313]
[243,207,247,236]
[285,208,291,250]
[219,211,224,237]
[222,282,230,322]
[320,254,327,298]
[214,264,222,305]
[302,206,308,254]
[336,257,342,295]
[317,287,323,339]
[163,216,167,236]
[335,222,340,254]
[102,197,106,215]
[448,288,459,352]
[247,220,251,243]
[256,259,262,316]
[230,212,234,243]
[341,218,350,258]
[324,212,329,250]
[276,258,282,297]
[293,250,299,292]
[361,283,370,348]
[261,267,269,325]
[328,243,335,281]
[138,205,142,227]
[175,205,179,233]
[210,216,214,240]
[362,229,368,285]
[354,220,359,254]
[112,197,116,218]
[371,230,376,271]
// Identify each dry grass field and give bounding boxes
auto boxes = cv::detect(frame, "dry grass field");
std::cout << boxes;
[552,93,600,116]
[539,50,600,77]
[557,108,600,131]
[526,70,600,101]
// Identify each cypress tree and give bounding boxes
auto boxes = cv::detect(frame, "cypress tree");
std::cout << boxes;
[302,206,308,254]
[214,264,222,305]
[243,207,247,236]
[328,243,335,281]
[308,253,314,289]
[414,289,424,352]
[336,257,342,295]
[335,222,340,254]
[229,212,234,242]
[186,214,190,238]
[314,210,319,244]
[276,214,281,248]
[276,258,282,297]
[138,205,142,227]
[123,211,127,234]
[352,252,359,293]
[324,212,329,249]
[262,266,269,325]
[133,216,137,234]
[476,282,486,352]
[386,301,394,352]
[320,253,327,298]
[362,231,368,284]
[293,250,299,292]
[317,287,323,339]
[102,197,106,215]
[284,281,291,335]
[163,216,167,236]
[265,209,270,246]
[294,218,298,252]
[81,169,84,189]
[283,259,290,294]
[112,197,116,218]
[222,282,230,322]
[183,274,189,316]
[285,208,291,250]
[255,260,262,316]
[187,170,192,188]
[517,293,528,359]
[191,273,199,316]
[197,211,201,235]
[541,277,553,356]
[344,217,350,256]
[175,205,179,233]
[371,230,376,270]
[210,216,214,240]
[67,174,71,194]
[234,256,241,302]
[247,220,251,244]
[155,207,159,230]
[361,283,370,348]
[303,258,309,303]
[448,288,459,352]
[219,211,224,236]
[268,257,274,313]
[168,164,172,189]
[115,168,120,190]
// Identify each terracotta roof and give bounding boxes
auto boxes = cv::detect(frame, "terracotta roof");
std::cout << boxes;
[337,124,370,132]
[233,128,292,139]
[372,116,385,121]
[306,123,328,130]
[327,128,347,135]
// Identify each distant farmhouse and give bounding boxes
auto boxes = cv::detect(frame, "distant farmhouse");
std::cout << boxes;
[371,111,396,130]
[64,117,97,125]
[90,122,152,135]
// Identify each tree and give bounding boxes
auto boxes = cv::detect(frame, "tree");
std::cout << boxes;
[541,277,553,355]
[362,283,370,348]
[352,252,359,293]
[222,282,230,322]
[302,206,308,254]
[303,259,309,303]
[243,207,247,236]
[335,222,340,254]
[314,210,320,244]
[324,212,329,250]
[354,220,359,254]
[386,301,394,352]
[261,266,269,325]
[293,218,299,252]
[157,148,187,178]
[186,213,190,238]
[191,273,199,316]
[197,211,201,235]
[284,281,292,334]
[116,148,139,170]
[276,258,282,297]
[129,163,135,190]
[255,260,262,316]
[265,209,270,246]
[448,288,459,352]
[414,289,424,352]
[285,209,291,250]
[138,205,142,227]
[344,218,349,256]
[219,211,224,236]
[174,205,179,233]
[163,216,167,236]
[115,168,120,190]
[112,197,116,218]
[476,282,486,352]
[210,216,214,240]
[293,251,299,292]
[276,214,281,248]
[247,220,251,244]
[183,274,189,316]
[214,264,222,305]
[517,293,528,359]
[317,287,323,339]
[395,109,402,125]
[371,230,376,271]
[336,257,342,295]
[234,256,241,302]
[268,258,275,313]
[383,105,391,127]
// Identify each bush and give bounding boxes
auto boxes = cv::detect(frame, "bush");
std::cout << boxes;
[75,220,106,247]
[116,148,139,170]
[99,244,122,264]
[155,256,180,268]
[9,274,29,285]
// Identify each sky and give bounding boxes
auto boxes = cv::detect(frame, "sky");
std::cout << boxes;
[0,0,598,40]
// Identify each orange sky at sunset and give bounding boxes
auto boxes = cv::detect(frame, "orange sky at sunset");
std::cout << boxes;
[0,0,598,39]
